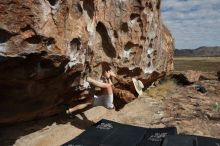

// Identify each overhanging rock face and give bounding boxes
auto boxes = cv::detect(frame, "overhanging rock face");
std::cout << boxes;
[0,0,174,124]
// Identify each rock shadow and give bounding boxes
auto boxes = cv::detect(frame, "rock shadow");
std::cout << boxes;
[0,28,17,43]
[47,0,58,6]
[24,35,55,45]
[96,22,116,58]
[0,109,95,146]
[70,112,95,130]
[82,0,95,19]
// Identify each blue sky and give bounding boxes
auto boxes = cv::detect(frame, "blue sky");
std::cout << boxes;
[161,0,220,49]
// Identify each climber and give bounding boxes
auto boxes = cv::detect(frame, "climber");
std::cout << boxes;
[66,70,116,115]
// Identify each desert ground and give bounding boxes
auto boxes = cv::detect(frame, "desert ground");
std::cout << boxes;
[174,57,220,72]
[0,57,220,146]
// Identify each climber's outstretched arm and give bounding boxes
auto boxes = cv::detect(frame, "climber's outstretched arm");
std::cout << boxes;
[87,77,110,88]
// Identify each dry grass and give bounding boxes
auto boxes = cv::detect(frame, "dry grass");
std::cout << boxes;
[174,57,220,72]
[143,78,177,99]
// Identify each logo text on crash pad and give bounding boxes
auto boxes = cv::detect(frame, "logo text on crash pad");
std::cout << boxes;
[96,122,113,130]
[148,133,168,142]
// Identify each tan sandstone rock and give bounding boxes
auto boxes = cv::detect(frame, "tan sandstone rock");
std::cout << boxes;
[0,0,174,124]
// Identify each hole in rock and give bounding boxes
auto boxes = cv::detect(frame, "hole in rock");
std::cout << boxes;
[114,30,118,38]
[43,37,55,46]
[25,35,56,45]
[73,1,83,16]
[131,67,142,76]
[146,2,153,11]
[66,7,70,14]
[21,25,32,32]
[130,13,140,20]
[70,38,81,54]
[130,52,136,55]
[133,0,142,6]
[48,0,58,6]
[137,18,143,30]
[117,67,142,77]
[140,36,146,40]
[76,2,83,14]
[96,22,116,58]
[82,0,95,19]
[154,50,157,55]
[0,28,16,43]
[123,59,129,63]
[120,22,129,32]
[137,18,142,23]
[25,35,43,44]
[124,41,139,51]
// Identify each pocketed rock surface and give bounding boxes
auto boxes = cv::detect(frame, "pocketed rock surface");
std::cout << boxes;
[0,0,174,124]
[1,75,219,146]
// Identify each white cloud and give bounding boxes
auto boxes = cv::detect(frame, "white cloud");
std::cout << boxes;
[161,0,220,49]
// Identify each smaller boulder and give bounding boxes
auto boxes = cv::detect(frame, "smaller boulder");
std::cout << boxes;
[184,70,201,82]
[172,70,201,85]
[195,84,207,93]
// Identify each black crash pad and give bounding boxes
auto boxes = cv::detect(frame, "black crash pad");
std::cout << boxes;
[162,135,220,146]
[162,135,198,146]
[197,135,220,146]
[62,119,177,146]
[137,127,177,146]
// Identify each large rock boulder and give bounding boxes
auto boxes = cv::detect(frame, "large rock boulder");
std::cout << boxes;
[0,0,174,124]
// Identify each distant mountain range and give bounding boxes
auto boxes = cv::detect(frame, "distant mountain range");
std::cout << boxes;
[175,46,220,57]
